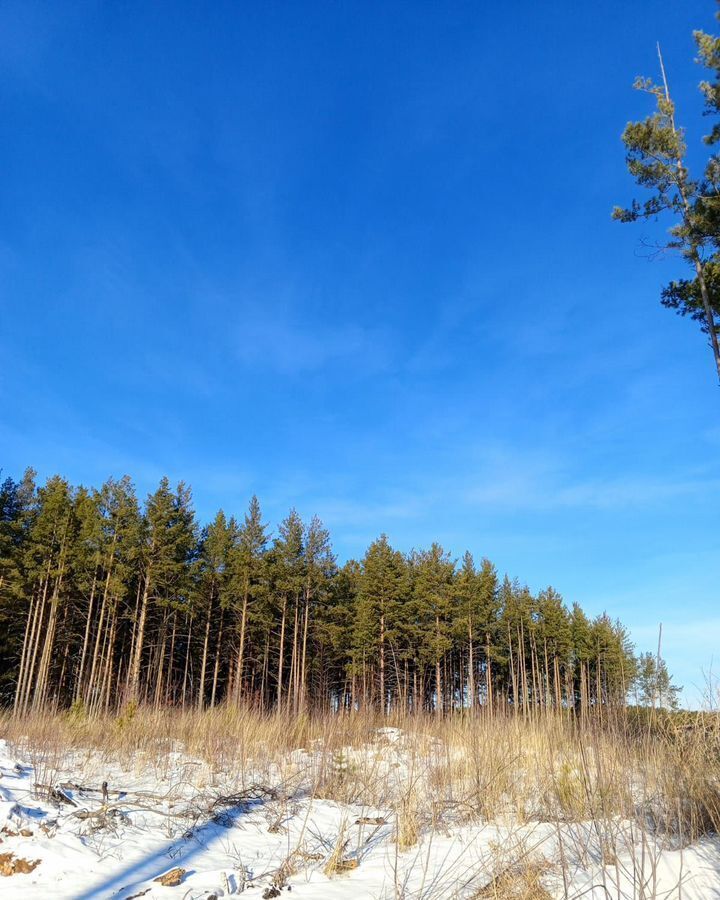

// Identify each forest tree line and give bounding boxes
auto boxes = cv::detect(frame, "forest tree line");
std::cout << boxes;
[0,469,674,716]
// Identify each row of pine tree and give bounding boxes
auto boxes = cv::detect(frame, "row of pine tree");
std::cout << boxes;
[0,469,649,716]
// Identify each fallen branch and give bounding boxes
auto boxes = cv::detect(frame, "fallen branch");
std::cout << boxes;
[33,785,77,807]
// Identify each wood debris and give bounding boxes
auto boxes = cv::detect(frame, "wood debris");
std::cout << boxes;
[153,866,186,886]
[335,858,359,872]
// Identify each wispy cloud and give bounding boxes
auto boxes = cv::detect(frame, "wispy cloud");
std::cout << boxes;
[469,472,719,511]
[233,308,390,375]
[460,446,720,512]
[244,444,720,541]
[630,618,720,646]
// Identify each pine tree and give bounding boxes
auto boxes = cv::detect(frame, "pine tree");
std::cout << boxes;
[15,475,75,712]
[300,515,335,711]
[83,476,142,712]
[412,543,455,715]
[270,510,305,711]
[321,559,359,711]
[615,38,720,381]
[589,614,636,708]
[635,651,682,710]
[497,578,534,712]
[229,496,268,704]
[196,510,233,709]
[0,470,36,701]
[535,587,572,708]
[570,603,593,713]
[353,535,407,713]
[453,553,498,710]
[126,478,197,705]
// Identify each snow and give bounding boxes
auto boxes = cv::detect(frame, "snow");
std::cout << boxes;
[0,736,718,899]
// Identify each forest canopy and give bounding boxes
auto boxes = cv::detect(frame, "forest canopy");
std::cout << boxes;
[0,469,673,715]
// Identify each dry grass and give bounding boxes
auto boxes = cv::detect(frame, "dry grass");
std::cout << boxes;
[473,862,552,900]
[1,704,718,853]
[0,852,41,877]
[323,817,353,877]
[395,789,421,851]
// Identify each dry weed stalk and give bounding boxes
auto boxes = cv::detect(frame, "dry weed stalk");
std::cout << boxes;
[473,863,552,900]
[323,817,355,877]
[1,704,718,864]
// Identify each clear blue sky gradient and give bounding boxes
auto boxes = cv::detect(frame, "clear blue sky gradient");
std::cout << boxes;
[1,2,718,705]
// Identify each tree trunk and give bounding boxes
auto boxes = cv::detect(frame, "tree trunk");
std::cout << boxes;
[235,584,249,704]
[289,600,299,714]
[210,608,224,708]
[276,596,287,710]
[181,615,192,708]
[103,610,117,713]
[75,566,99,703]
[468,621,475,711]
[14,588,37,714]
[300,590,310,712]
[655,49,720,383]
[128,565,153,704]
[33,523,70,709]
[692,255,720,382]
[379,606,385,716]
[198,597,213,710]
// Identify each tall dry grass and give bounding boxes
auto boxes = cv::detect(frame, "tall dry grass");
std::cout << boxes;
[1,705,717,839]
[1,703,718,897]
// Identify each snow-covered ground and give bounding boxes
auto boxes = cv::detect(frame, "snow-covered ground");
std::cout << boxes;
[0,735,718,899]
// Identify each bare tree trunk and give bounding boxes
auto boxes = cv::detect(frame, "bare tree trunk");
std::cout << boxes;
[103,610,117,713]
[379,606,385,715]
[181,615,192,709]
[486,635,493,716]
[468,621,475,711]
[75,567,99,703]
[235,585,249,704]
[508,628,517,715]
[57,604,72,704]
[153,616,169,709]
[34,524,70,710]
[554,655,562,710]
[166,612,178,705]
[128,564,153,703]
[543,639,551,709]
[289,600,299,714]
[86,567,114,708]
[210,608,224,708]
[18,565,53,713]
[198,597,213,710]
[435,617,443,716]
[276,597,287,710]
[14,588,37,714]
[124,577,143,696]
[260,632,270,712]
[300,590,310,712]
[518,623,528,719]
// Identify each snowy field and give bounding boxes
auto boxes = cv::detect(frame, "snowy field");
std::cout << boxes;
[0,731,719,899]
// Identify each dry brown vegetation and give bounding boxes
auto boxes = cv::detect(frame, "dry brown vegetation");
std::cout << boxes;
[474,862,552,900]
[2,706,718,843]
[0,852,41,877]
[1,705,719,898]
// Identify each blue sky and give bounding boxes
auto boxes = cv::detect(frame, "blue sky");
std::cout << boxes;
[1,1,718,705]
